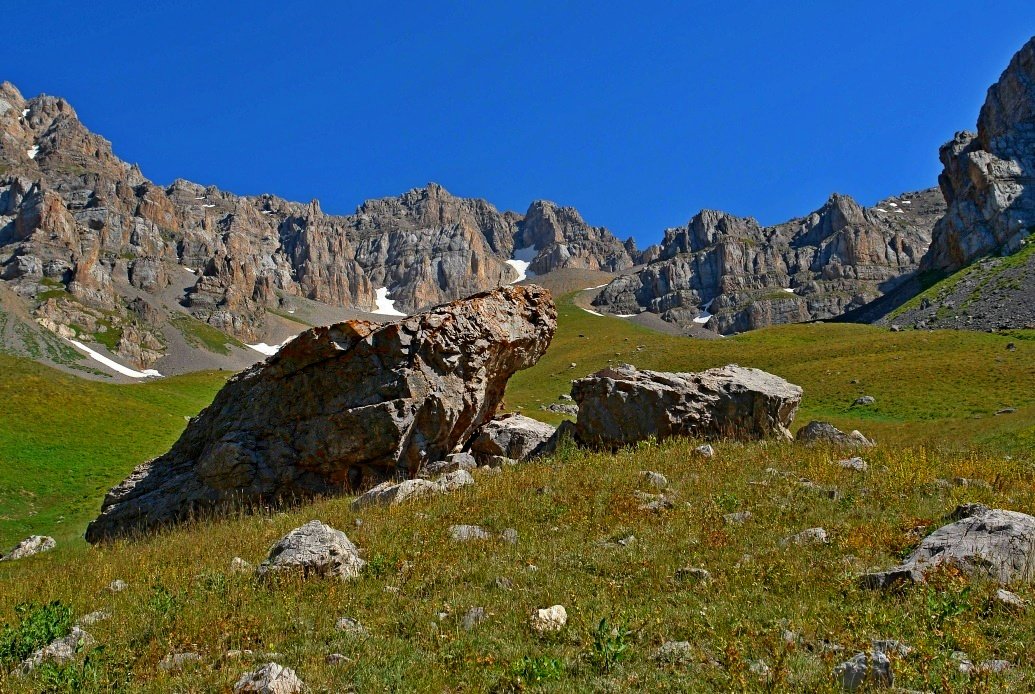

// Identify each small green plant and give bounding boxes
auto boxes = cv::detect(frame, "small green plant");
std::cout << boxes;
[925,585,971,627]
[0,601,74,666]
[510,655,565,684]
[714,492,740,513]
[146,583,179,620]
[588,618,632,672]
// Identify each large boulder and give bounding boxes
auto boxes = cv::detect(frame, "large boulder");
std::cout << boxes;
[85,286,555,542]
[796,421,874,447]
[570,364,801,447]
[467,413,556,463]
[862,507,1035,589]
[256,520,366,581]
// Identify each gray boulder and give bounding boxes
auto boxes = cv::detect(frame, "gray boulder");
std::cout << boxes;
[863,507,1035,589]
[796,421,874,447]
[449,525,491,542]
[351,470,474,510]
[834,651,893,691]
[233,662,304,693]
[20,627,94,674]
[420,452,476,478]
[571,364,802,447]
[851,396,876,407]
[86,286,555,542]
[256,520,366,581]
[467,413,556,463]
[1,535,55,561]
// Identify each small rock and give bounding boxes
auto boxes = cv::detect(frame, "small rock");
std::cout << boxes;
[748,659,771,677]
[462,607,487,631]
[421,452,477,477]
[634,490,674,511]
[335,617,368,636]
[952,477,992,489]
[352,470,475,509]
[675,567,712,583]
[695,444,715,458]
[946,503,990,521]
[871,639,911,657]
[530,605,567,634]
[838,457,868,472]
[0,535,56,562]
[230,557,252,573]
[796,421,874,447]
[995,407,1017,415]
[639,470,669,489]
[852,396,876,407]
[326,653,350,666]
[782,630,800,645]
[233,662,305,693]
[781,528,828,546]
[77,610,110,626]
[723,511,752,525]
[501,528,519,544]
[20,627,95,674]
[1006,342,1017,351]
[654,640,692,663]
[979,659,1011,673]
[159,652,202,672]
[952,651,974,674]
[495,576,514,590]
[834,651,893,690]
[449,525,491,542]
[108,579,128,592]
[994,588,1027,610]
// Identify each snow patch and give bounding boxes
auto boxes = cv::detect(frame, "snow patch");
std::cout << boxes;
[783,287,796,294]
[68,339,162,379]
[888,202,898,207]
[693,299,714,324]
[875,207,886,213]
[901,200,912,204]
[373,287,407,316]
[26,146,39,160]
[202,204,216,208]
[247,342,281,356]
[615,314,637,318]
[21,108,29,117]
[583,283,609,290]
[183,267,196,274]
[581,307,604,317]
[505,245,539,284]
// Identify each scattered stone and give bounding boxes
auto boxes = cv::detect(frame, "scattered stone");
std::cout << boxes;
[852,396,876,407]
[462,607,487,631]
[862,508,1035,589]
[20,627,95,674]
[952,477,992,489]
[0,535,56,561]
[834,651,893,690]
[485,455,517,468]
[449,525,491,542]
[946,503,991,521]
[995,407,1017,415]
[159,652,202,672]
[421,452,477,477]
[352,470,474,510]
[468,413,556,463]
[781,528,828,546]
[872,639,912,657]
[501,528,518,544]
[979,659,1011,673]
[108,579,128,592]
[797,479,841,499]
[675,567,712,583]
[540,402,580,416]
[571,364,802,447]
[654,640,693,663]
[723,511,752,525]
[495,577,514,591]
[86,286,556,541]
[695,444,715,458]
[838,457,869,472]
[77,610,110,626]
[995,588,1027,610]
[335,617,368,636]
[233,662,304,693]
[634,490,674,512]
[256,520,366,581]
[530,605,567,634]
[326,653,350,666]
[952,651,974,674]
[748,659,771,677]
[639,470,669,490]
[782,630,800,645]
[230,557,252,573]
[796,421,874,447]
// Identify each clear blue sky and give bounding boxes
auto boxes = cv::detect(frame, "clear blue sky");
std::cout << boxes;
[4,2,1034,246]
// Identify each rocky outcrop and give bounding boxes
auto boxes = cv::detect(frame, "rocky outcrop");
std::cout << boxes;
[592,190,942,334]
[923,37,1035,272]
[0,82,628,372]
[863,506,1035,589]
[84,286,554,541]
[570,364,802,447]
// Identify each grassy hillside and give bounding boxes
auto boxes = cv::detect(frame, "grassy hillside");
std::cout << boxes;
[0,355,228,547]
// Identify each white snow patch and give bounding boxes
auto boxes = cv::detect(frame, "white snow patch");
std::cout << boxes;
[693,299,714,324]
[888,202,898,207]
[183,267,196,274]
[202,204,216,208]
[21,108,29,117]
[875,207,887,213]
[583,283,609,290]
[615,314,637,318]
[901,200,912,204]
[505,245,539,284]
[247,342,281,356]
[373,287,407,316]
[783,287,796,294]
[581,308,604,317]
[194,196,205,200]
[261,210,272,215]
[68,339,162,378]
[27,146,39,160]
[896,209,905,214]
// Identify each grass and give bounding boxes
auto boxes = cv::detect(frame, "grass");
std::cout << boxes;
[169,313,245,355]
[0,355,228,547]
[0,290,1032,690]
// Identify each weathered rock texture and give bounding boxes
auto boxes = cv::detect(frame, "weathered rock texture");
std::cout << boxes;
[84,286,555,541]
[571,364,802,447]
[0,534,55,561]
[863,507,1035,589]
[923,37,1035,272]
[467,413,556,463]
[256,520,365,581]
[0,82,627,371]
[592,190,943,334]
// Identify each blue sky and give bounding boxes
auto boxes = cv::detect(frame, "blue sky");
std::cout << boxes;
[5,2,1034,246]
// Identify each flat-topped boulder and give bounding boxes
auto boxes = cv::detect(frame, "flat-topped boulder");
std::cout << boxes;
[570,364,801,447]
[86,286,555,542]
[467,413,556,463]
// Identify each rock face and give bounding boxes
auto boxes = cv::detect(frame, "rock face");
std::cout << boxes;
[84,286,555,541]
[592,190,942,334]
[571,364,802,447]
[0,82,626,372]
[256,521,366,581]
[863,507,1035,589]
[467,413,556,463]
[923,37,1035,273]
